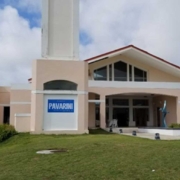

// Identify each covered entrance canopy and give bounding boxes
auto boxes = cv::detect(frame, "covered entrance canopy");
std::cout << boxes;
[88,93,178,129]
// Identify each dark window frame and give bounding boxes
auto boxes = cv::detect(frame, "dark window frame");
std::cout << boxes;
[114,61,127,81]
[94,66,107,81]
[44,80,77,90]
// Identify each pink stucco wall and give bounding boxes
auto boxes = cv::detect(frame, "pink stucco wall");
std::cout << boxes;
[31,59,89,134]
[15,116,31,132]
[10,89,31,126]
[88,93,96,128]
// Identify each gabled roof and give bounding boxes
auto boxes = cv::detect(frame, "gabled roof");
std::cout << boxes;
[85,45,180,71]
[28,45,180,82]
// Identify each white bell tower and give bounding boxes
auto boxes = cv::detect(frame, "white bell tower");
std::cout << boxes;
[42,0,79,60]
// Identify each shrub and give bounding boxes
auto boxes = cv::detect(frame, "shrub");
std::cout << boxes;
[0,124,17,142]
[169,123,180,128]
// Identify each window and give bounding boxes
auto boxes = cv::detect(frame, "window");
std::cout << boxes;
[113,99,129,106]
[106,98,109,106]
[129,65,132,81]
[134,67,147,82]
[114,61,127,81]
[109,65,112,81]
[94,66,107,81]
[95,105,100,120]
[44,80,77,90]
[133,99,149,106]
[93,61,147,82]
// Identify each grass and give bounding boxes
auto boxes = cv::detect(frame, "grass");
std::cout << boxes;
[0,129,180,180]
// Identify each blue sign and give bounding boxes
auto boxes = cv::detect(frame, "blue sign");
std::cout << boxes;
[48,99,74,113]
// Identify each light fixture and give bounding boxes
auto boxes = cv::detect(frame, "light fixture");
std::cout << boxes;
[155,133,160,140]
[119,129,123,134]
[132,131,136,136]
[109,127,113,133]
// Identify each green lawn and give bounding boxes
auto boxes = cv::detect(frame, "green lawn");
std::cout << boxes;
[0,129,180,180]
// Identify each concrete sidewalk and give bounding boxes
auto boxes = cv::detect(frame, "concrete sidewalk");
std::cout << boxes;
[104,128,180,140]
[120,133,180,140]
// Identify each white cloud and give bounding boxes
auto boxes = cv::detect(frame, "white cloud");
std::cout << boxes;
[0,6,41,85]
[80,0,180,66]
[0,0,180,85]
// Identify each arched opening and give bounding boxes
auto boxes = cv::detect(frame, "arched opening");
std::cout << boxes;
[44,80,77,91]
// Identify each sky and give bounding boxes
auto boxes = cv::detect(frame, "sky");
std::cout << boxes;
[0,0,180,85]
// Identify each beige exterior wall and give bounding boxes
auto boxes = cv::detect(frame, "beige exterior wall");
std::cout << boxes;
[0,52,180,132]
[11,90,31,102]
[0,87,10,124]
[15,116,31,132]
[32,59,88,91]
[10,90,31,126]
[89,54,180,82]
[88,93,96,128]
[10,105,31,126]
[31,59,89,134]
[87,54,180,128]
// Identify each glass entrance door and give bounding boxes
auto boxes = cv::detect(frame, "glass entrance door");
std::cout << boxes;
[113,108,129,127]
[133,108,149,127]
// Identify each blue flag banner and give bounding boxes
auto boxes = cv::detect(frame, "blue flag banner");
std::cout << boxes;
[48,99,74,113]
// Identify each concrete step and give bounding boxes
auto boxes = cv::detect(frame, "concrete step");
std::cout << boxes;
[105,127,138,133]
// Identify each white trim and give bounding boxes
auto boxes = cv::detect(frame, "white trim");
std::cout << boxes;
[10,102,31,105]
[32,90,88,95]
[11,84,31,90]
[0,104,10,107]
[42,56,79,61]
[88,100,105,103]
[88,48,131,64]
[14,113,31,117]
[89,81,180,89]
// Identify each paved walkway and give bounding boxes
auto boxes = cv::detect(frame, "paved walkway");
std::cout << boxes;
[104,128,180,140]
[120,133,180,140]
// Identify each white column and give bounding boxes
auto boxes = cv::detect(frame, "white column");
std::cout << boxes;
[108,97,113,127]
[42,0,79,60]
[100,95,106,129]
[129,98,135,127]
[177,97,180,124]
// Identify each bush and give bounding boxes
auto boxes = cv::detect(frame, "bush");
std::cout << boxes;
[0,124,17,142]
[169,123,180,128]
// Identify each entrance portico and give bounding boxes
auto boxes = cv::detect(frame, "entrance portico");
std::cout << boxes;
[88,92,178,129]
